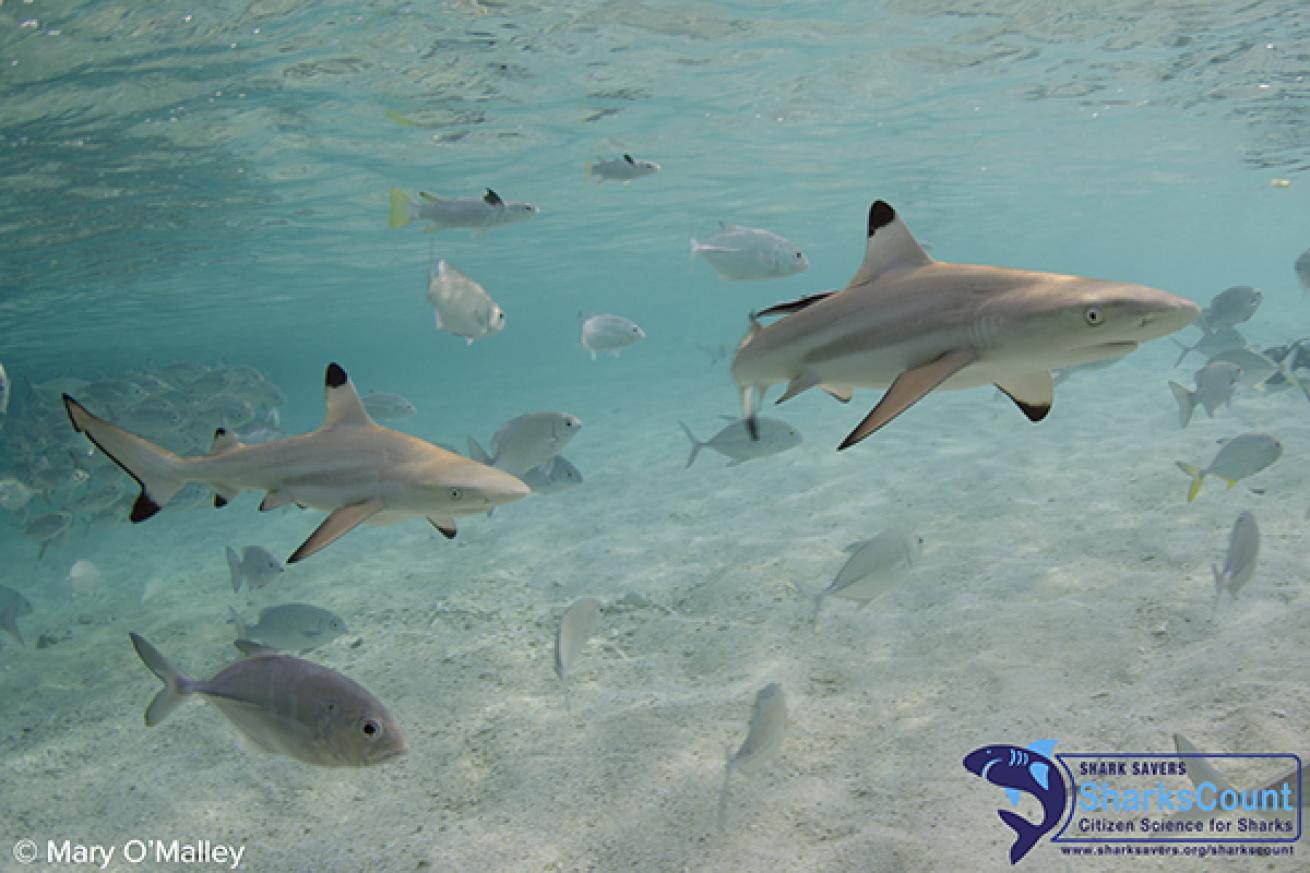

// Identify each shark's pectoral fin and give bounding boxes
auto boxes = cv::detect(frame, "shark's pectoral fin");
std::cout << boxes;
[428,517,457,539]
[838,349,976,450]
[994,372,1054,423]
[288,498,385,563]
[777,371,820,404]
[320,363,377,430]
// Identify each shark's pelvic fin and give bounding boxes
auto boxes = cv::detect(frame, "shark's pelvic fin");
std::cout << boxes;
[994,372,1054,422]
[777,370,821,404]
[321,363,376,430]
[848,200,934,289]
[839,349,976,450]
[821,384,854,403]
[288,497,384,563]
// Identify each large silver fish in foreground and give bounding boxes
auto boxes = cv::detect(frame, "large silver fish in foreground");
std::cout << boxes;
[63,363,530,562]
[731,200,1201,449]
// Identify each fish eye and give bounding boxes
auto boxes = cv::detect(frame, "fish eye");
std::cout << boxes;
[794,251,803,259]
[361,719,381,738]
[1084,306,1103,326]
[449,488,463,501]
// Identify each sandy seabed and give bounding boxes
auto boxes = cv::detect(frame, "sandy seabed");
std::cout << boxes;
[1,338,1306,873]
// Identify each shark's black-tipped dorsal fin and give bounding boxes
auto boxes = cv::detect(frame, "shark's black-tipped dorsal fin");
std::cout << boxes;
[484,188,504,207]
[848,200,933,289]
[321,362,375,430]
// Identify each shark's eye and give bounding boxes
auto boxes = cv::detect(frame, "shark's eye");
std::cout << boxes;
[448,488,463,501]
[1084,307,1104,326]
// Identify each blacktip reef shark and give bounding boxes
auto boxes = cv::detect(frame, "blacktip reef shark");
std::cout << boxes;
[731,200,1201,448]
[62,363,531,563]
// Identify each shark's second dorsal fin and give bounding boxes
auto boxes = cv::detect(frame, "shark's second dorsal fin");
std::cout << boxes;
[848,200,933,289]
[321,363,375,430]
[209,428,243,455]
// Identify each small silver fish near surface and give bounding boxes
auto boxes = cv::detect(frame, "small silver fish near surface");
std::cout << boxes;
[680,417,801,468]
[426,259,506,346]
[555,597,602,681]
[1212,511,1259,603]
[718,682,788,829]
[362,391,417,421]
[1176,433,1283,502]
[129,633,406,767]
[226,545,285,591]
[691,222,808,281]
[1168,361,1241,428]
[390,187,538,233]
[230,603,347,653]
[587,153,660,183]
[580,314,645,360]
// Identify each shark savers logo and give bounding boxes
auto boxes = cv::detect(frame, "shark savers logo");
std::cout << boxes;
[964,740,1066,864]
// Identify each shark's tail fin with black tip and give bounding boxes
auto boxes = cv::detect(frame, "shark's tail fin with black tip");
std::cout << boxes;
[63,396,188,522]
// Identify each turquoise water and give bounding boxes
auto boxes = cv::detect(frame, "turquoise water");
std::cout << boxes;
[3,2,1310,870]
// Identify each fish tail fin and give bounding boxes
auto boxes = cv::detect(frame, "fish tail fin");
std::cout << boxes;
[788,579,822,628]
[1,599,24,646]
[63,395,187,522]
[1211,563,1225,597]
[1168,381,1195,428]
[129,632,195,726]
[467,436,491,465]
[717,749,734,831]
[225,546,244,591]
[678,421,703,468]
[1276,353,1310,404]
[689,238,701,263]
[997,808,1044,865]
[389,188,414,229]
[1175,461,1205,502]
[1171,338,1191,367]
[227,605,248,640]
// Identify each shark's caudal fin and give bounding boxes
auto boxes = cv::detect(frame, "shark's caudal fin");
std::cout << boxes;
[678,422,705,468]
[388,188,414,229]
[1168,382,1196,428]
[997,808,1044,865]
[62,395,187,523]
[129,632,196,726]
[847,200,934,289]
[839,349,976,450]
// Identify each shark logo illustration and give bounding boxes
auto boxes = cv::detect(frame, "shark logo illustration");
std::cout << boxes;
[963,740,1067,864]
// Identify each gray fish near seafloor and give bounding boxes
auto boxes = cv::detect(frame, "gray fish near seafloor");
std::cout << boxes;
[1176,433,1283,502]
[679,417,801,468]
[718,682,788,829]
[1206,347,1281,390]
[1296,248,1310,293]
[555,597,601,682]
[1196,285,1262,334]
[0,584,33,645]
[730,199,1200,449]
[362,391,417,421]
[62,362,530,563]
[0,361,8,416]
[521,455,583,495]
[468,411,583,478]
[1212,511,1259,602]
[229,603,347,653]
[580,314,645,360]
[390,187,538,233]
[587,153,660,183]
[25,511,73,559]
[1172,327,1246,367]
[798,529,923,622]
[692,223,808,281]
[1168,361,1241,428]
[226,545,285,592]
[128,632,406,767]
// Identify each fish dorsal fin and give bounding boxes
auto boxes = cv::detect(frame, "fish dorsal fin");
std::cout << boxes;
[209,428,243,455]
[484,188,504,207]
[623,153,635,165]
[320,363,375,430]
[719,221,744,232]
[848,200,933,288]
[419,191,441,202]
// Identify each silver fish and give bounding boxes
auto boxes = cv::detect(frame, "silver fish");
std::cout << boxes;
[25,511,72,559]
[1206,347,1279,389]
[554,597,601,681]
[390,187,538,233]
[1172,327,1246,367]
[718,682,788,828]
[226,545,285,592]
[680,417,801,468]
[521,455,583,495]
[1168,361,1241,427]
[426,260,506,346]
[0,477,38,511]
[587,153,660,183]
[230,603,347,653]
[1197,285,1262,334]
[801,529,923,621]
[1212,511,1259,601]
[0,584,33,645]
[468,412,583,477]
[580,314,645,360]
[0,362,8,415]
[362,391,417,421]
[1176,433,1282,502]
[1297,248,1310,293]
[692,223,808,281]
[129,633,406,767]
